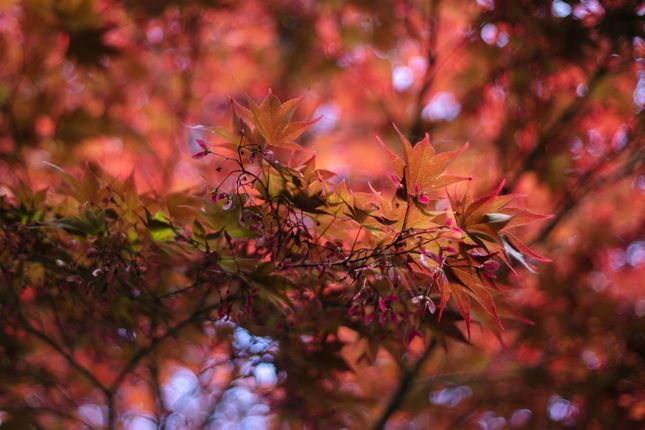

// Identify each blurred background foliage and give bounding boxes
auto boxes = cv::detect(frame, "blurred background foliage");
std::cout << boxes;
[0,0,643,429]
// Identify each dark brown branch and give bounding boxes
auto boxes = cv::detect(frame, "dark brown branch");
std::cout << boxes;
[20,318,110,394]
[532,129,644,244]
[0,405,83,427]
[371,338,438,430]
[504,55,610,192]
[409,0,442,143]
[108,300,223,393]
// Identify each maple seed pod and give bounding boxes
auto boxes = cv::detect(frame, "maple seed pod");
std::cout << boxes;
[196,138,208,150]
[192,149,209,159]
[223,197,235,210]
[426,299,437,314]
[484,212,513,224]
[482,260,501,272]
[411,295,425,305]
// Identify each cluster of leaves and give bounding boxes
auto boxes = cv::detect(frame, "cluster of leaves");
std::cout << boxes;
[187,92,549,343]
[0,93,550,428]
[1,0,643,428]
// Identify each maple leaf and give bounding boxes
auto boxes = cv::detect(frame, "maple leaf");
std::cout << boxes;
[378,124,469,201]
[327,180,380,223]
[417,249,503,340]
[442,261,504,339]
[299,155,336,184]
[233,91,319,151]
[449,180,551,272]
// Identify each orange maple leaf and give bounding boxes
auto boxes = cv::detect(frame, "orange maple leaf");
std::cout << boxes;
[233,91,319,151]
[378,124,469,200]
[449,181,552,272]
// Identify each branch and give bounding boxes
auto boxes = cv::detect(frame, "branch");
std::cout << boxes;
[0,405,84,427]
[532,130,644,244]
[108,300,223,393]
[20,318,109,394]
[409,0,442,143]
[371,338,438,430]
[503,54,610,192]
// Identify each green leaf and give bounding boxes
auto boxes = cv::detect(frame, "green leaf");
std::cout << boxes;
[192,219,205,240]
[54,209,106,236]
[145,208,176,241]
